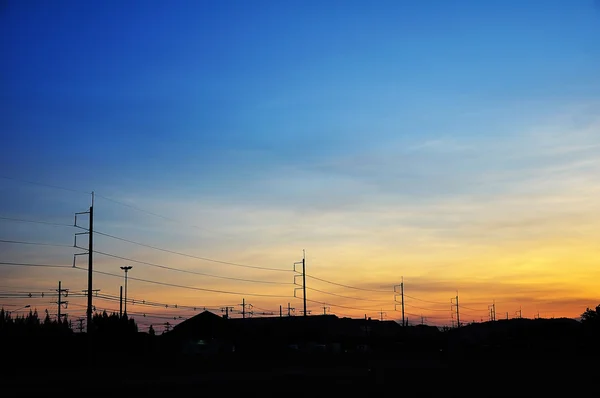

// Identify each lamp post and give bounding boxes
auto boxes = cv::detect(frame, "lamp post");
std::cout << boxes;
[120,266,132,318]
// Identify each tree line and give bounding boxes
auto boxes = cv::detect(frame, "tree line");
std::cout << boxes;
[0,307,141,335]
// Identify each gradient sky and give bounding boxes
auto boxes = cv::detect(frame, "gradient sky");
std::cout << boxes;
[1,0,600,330]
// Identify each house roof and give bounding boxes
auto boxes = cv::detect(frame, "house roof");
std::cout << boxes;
[167,310,226,339]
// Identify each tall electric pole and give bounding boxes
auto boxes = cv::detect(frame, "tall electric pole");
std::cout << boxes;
[119,286,123,318]
[379,309,386,321]
[74,192,94,333]
[302,250,306,317]
[287,302,294,316]
[293,250,307,317]
[451,293,460,328]
[56,281,68,322]
[488,300,496,322]
[322,306,330,315]
[401,278,405,326]
[239,299,252,319]
[394,278,405,326]
[87,194,93,331]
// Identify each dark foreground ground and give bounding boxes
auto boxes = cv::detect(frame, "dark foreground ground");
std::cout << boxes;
[3,357,594,396]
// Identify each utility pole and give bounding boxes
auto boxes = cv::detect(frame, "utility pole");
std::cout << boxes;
[120,266,132,318]
[302,250,306,317]
[74,192,94,333]
[488,300,496,322]
[56,281,68,322]
[221,306,234,319]
[394,278,405,326]
[119,286,123,318]
[322,306,330,315]
[280,305,282,317]
[379,309,386,321]
[239,299,252,319]
[451,293,460,328]
[77,318,84,333]
[421,314,425,325]
[515,306,522,319]
[287,302,294,316]
[293,250,307,317]
[401,279,405,326]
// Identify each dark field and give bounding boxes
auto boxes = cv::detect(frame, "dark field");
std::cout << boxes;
[4,358,589,396]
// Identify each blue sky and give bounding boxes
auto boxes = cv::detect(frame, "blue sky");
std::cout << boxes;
[1,0,600,325]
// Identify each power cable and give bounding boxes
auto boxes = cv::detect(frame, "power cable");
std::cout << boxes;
[305,286,392,302]
[0,262,71,268]
[0,175,90,195]
[0,216,73,228]
[94,230,292,272]
[94,249,292,285]
[72,265,293,298]
[0,239,73,248]
[304,274,390,292]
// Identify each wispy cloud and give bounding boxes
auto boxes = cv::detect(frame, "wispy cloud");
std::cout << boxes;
[3,106,599,321]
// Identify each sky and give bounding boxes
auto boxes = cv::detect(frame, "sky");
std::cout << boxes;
[1,0,600,330]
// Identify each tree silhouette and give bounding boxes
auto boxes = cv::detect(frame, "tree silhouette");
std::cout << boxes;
[581,305,600,324]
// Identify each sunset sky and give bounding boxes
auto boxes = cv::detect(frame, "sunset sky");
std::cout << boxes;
[2,0,600,330]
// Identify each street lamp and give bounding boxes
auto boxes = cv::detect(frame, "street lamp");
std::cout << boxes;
[120,266,132,317]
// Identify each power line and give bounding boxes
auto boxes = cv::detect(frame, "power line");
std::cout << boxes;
[304,274,390,292]
[461,305,487,312]
[0,239,73,248]
[404,294,448,305]
[94,193,220,237]
[305,286,392,302]
[305,298,395,313]
[72,265,293,298]
[94,230,291,272]
[0,262,71,268]
[94,249,291,285]
[0,175,90,195]
[404,303,450,312]
[0,216,73,228]
[70,291,232,313]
